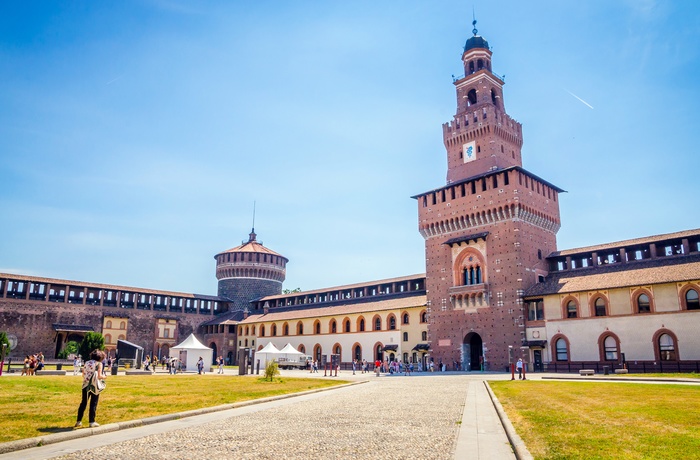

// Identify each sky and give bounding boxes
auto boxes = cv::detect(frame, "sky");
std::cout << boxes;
[1,1,699,296]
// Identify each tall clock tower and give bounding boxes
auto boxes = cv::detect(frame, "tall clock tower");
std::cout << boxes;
[413,22,563,371]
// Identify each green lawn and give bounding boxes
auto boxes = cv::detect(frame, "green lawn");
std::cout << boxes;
[0,374,345,442]
[490,380,700,460]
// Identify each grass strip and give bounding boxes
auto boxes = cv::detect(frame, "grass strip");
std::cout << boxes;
[0,375,345,442]
[490,381,700,460]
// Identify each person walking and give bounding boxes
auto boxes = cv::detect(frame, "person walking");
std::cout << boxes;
[218,356,224,374]
[197,356,204,374]
[75,349,107,428]
[516,358,523,379]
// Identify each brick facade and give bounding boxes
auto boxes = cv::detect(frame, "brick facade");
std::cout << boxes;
[415,29,562,371]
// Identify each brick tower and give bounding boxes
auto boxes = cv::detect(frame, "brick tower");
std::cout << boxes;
[413,21,563,371]
[214,229,287,311]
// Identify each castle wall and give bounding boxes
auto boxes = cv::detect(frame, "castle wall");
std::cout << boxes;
[0,298,209,359]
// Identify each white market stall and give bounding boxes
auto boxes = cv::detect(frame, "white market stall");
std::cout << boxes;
[170,333,214,372]
[255,342,281,368]
[278,343,307,368]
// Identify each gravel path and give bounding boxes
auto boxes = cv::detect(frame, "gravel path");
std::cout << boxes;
[56,375,470,460]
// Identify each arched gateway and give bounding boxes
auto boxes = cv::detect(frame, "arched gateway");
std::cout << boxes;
[462,332,483,371]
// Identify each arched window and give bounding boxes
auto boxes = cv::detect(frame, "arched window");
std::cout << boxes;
[388,316,396,330]
[402,332,408,342]
[468,61,475,74]
[659,333,676,361]
[245,326,249,335]
[298,344,305,354]
[477,59,483,70]
[420,311,428,323]
[603,335,619,361]
[354,344,362,361]
[334,344,341,356]
[555,338,568,361]
[120,321,126,330]
[239,326,243,335]
[104,334,112,344]
[566,300,578,318]
[297,322,304,335]
[314,344,322,362]
[491,88,498,107]
[374,317,382,331]
[359,318,365,332]
[244,338,248,346]
[421,331,427,341]
[251,325,256,335]
[402,313,409,324]
[594,297,607,317]
[164,329,170,339]
[118,334,125,341]
[105,320,112,329]
[330,320,337,334]
[467,89,477,106]
[314,321,321,335]
[344,319,351,333]
[283,323,289,336]
[637,294,651,313]
[260,325,265,337]
[271,324,277,336]
[685,289,699,310]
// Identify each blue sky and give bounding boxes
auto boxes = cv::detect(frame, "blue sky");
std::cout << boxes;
[1,1,699,295]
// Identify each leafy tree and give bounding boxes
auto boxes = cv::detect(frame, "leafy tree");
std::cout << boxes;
[78,332,105,360]
[264,360,280,381]
[0,332,10,360]
[57,341,80,359]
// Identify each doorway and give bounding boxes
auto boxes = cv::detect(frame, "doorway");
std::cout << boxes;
[462,332,484,371]
[533,349,543,372]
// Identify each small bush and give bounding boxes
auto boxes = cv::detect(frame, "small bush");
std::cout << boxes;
[264,360,280,381]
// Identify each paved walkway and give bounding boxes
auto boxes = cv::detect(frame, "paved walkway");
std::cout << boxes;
[0,371,517,460]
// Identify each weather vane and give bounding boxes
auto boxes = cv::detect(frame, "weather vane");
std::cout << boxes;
[472,8,478,36]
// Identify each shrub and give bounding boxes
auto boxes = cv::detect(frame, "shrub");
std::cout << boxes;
[0,332,10,360]
[264,360,280,381]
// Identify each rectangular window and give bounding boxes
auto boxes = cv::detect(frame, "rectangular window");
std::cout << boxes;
[527,300,544,321]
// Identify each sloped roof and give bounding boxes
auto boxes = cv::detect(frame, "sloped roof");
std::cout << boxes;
[0,272,216,299]
[240,294,427,324]
[215,230,287,260]
[549,228,700,258]
[259,274,425,301]
[524,253,700,297]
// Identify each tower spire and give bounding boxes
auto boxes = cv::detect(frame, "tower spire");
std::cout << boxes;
[472,8,478,36]
[249,201,257,242]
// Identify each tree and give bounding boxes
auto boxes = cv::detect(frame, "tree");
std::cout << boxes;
[78,332,105,360]
[282,288,302,294]
[57,341,80,359]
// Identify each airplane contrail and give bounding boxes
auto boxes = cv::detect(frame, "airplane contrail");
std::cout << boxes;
[106,75,123,85]
[564,89,594,109]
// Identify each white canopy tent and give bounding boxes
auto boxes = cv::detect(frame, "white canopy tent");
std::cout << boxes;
[279,343,304,358]
[170,333,213,372]
[255,342,281,368]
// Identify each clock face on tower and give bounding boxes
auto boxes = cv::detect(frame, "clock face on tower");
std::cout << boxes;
[462,141,476,163]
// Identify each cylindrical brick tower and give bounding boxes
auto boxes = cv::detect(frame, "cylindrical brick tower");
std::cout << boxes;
[214,229,287,311]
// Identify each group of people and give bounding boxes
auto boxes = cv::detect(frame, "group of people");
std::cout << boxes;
[21,352,45,375]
